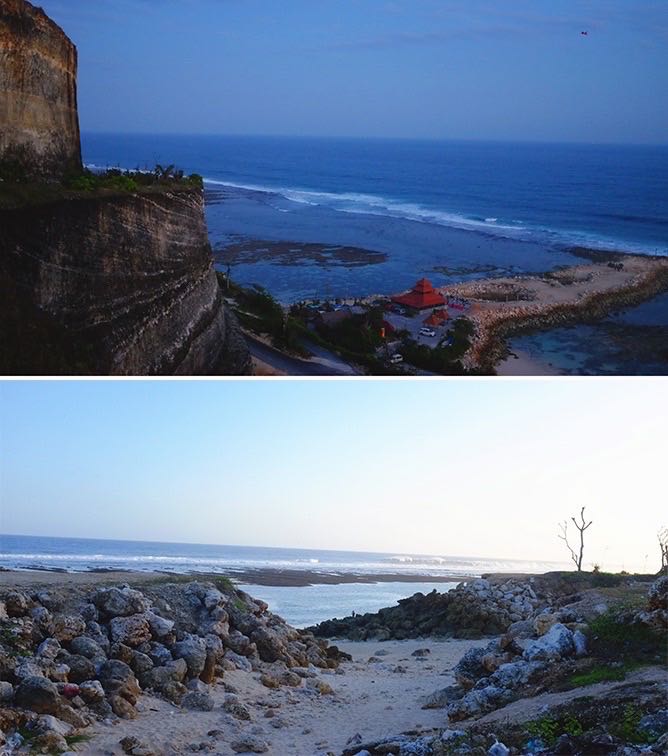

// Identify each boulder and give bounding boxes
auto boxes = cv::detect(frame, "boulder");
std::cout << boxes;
[65,654,97,684]
[5,592,30,617]
[0,681,14,703]
[173,634,207,678]
[145,612,174,640]
[648,576,668,611]
[223,695,252,720]
[109,693,138,719]
[69,635,107,663]
[523,623,575,662]
[421,685,463,709]
[533,612,559,637]
[224,630,254,656]
[146,642,172,667]
[35,714,73,737]
[33,592,63,612]
[454,647,487,689]
[15,676,60,714]
[251,628,287,663]
[92,586,149,618]
[110,615,152,647]
[120,736,156,755]
[33,730,69,753]
[52,615,86,643]
[130,651,154,676]
[36,638,61,662]
[85,621,110,652]
[203,588,225,610]
[181,690,215,711]
[230,735,269,753]
[224,650,253,672]
[573,629,587,657]
[98,660,141,704]
[79,680,105,704]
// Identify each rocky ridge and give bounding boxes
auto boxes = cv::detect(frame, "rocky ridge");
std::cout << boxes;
[311,576,554,640]
[0,579,349,752]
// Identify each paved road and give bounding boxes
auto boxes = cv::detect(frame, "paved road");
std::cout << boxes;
[246,335,357,376]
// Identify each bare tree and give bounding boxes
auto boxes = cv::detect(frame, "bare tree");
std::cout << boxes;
[558,507,593,571]
[659,526,668,574]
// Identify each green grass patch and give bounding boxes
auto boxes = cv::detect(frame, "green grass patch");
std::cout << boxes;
[610,704,655,744]
[568,662,640,687]
[65,733,93,749]
[587,611,667,663]
[525,714,584,746]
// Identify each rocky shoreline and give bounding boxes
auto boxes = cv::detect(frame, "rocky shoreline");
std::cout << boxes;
[0,571,666,754]
[438,251,668,374]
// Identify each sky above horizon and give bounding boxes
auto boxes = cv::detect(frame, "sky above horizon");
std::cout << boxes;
[37,0,668,144]
[0,380,665,573]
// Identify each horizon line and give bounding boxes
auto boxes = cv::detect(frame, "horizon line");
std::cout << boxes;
[79,131,668,149]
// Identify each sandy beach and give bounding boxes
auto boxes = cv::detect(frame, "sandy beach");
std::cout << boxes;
[83,637,485,755]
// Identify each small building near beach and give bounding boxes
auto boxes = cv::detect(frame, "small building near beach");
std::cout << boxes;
[423,309,449,327]
[392,278,445,310]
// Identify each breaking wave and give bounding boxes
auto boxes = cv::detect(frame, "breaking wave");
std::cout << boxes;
[203,178,668,256]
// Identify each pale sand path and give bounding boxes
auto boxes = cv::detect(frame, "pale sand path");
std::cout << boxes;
[85,638,489,756]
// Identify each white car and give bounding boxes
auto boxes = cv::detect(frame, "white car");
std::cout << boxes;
[419,327,436,337]
[389,353,403,364]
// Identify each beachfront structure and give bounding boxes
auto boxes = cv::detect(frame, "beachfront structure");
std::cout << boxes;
[423,309,449,327]
[392,278,445,310]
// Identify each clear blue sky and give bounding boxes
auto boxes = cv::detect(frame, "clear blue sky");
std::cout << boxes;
[0,379,665,571]
[38,0,668,143]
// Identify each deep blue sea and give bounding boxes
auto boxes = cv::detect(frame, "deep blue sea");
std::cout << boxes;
[82,134,668,373]
[0,534,567,626]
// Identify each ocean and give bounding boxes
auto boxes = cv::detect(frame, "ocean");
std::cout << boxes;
[81,133,668,373]
[0,534,567,627]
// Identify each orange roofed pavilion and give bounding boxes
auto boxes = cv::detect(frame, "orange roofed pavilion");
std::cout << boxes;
[392,278,445,310]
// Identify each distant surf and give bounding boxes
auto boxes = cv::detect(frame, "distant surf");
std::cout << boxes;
[0,534,568,577]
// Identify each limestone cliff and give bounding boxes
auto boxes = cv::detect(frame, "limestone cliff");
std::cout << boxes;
[0,0,250,375]
[0,186,250,374]
[0,0,81,180]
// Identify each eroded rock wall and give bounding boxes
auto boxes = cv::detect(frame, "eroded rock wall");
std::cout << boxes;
[0,187,251,375]
[0,0,81,180]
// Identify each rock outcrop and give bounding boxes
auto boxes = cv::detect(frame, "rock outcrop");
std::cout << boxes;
[0,579,349,747]
[310,577,549,640]
[0,0,81,180]
[0,187,251,374]
[0,0,250,374]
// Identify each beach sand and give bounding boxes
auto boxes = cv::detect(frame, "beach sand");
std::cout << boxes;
[85,637,486,755]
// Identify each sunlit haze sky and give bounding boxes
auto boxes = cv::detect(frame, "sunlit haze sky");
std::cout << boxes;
[0,380,665,573]
[37,0,668,143]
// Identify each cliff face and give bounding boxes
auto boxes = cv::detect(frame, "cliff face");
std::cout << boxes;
[1,187,251,374]
[0,0,81,180]
[0,0,250,375]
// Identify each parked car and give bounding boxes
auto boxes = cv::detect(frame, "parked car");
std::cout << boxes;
[419,327,436,337]
[389,353,404,364]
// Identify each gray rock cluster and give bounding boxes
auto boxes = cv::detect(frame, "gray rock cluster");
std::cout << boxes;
[424,616,588,723]
[311,576,551,641]
[634,575,668,630]
[0,580,348,751]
